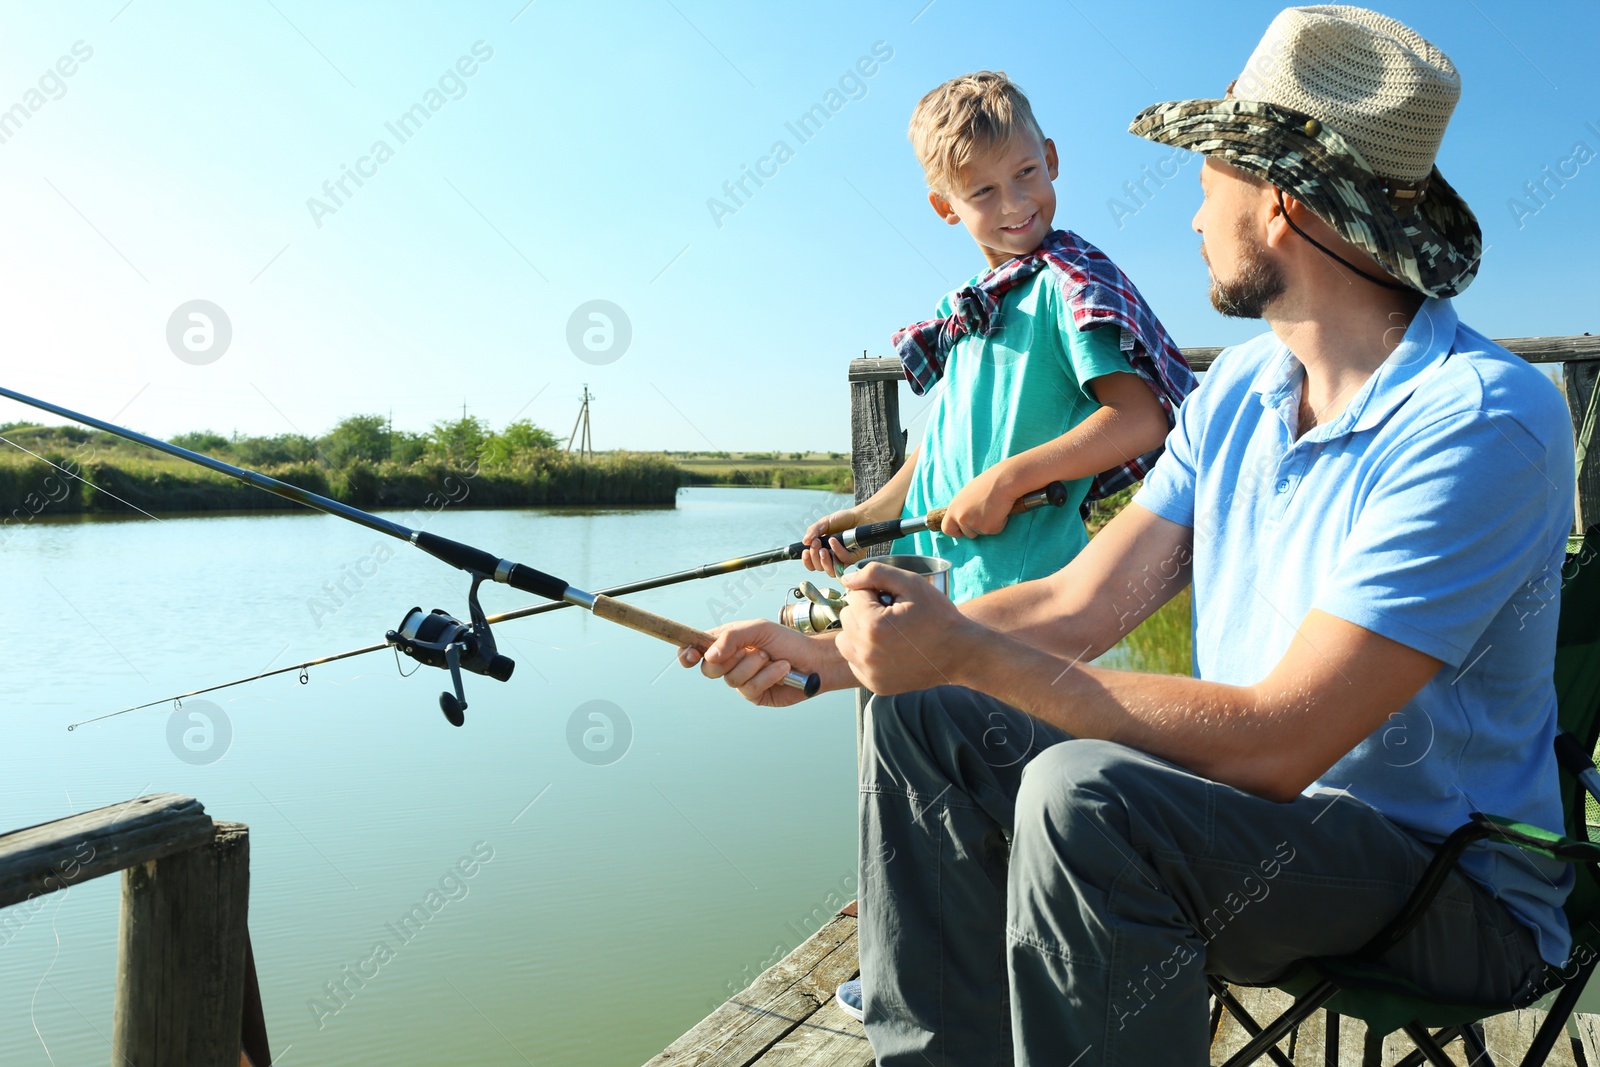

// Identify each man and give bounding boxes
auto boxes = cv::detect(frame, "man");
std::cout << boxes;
[679,7,1577,1065]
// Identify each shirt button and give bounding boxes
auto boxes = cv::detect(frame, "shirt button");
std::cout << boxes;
[1275,479,1289,493]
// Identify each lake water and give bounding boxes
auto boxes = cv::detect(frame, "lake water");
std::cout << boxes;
[0,487,1188,1066]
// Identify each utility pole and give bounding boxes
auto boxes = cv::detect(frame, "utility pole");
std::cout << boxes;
[566,386,594,461]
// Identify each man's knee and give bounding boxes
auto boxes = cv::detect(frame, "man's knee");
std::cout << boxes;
[1014,739,1143,839]
[1013,739,1209,862]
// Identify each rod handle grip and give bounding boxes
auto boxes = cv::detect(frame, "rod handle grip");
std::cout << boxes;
[844,518,903,550]
[593,594,710,647]
[590,595,818,697]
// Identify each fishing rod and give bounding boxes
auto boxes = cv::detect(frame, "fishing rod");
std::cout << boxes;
[0,384,825,726]
[66,482,1072,730]
[806,481,1069,558]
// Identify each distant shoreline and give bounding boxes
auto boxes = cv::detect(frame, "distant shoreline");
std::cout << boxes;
[0,430,854,522]
[0,416,856,517]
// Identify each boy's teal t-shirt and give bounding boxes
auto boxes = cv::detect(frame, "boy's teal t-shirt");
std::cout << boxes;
[892,268,1132,602]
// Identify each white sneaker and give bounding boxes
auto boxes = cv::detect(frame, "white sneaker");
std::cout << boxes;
[835,978,864,1022]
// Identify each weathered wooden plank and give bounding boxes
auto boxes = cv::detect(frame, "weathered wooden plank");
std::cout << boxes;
[847,358,903,384]
[848,338,1600,383]
[753,999,873,1067]
[1380,1026,1470,1066]
[1573,1012,1600,1066]
[112,820,250,1067]
[1503,335,1600,363]
[0,793,212,910]
[645,911,862,1067]
[1211,988,1593,1067]
[1210,986,1300,1064]
[1566,357,1599,532]
[1480,1008,1578,1066]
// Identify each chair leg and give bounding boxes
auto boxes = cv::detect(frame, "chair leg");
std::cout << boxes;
[1213,979,1334,1067]
[1392,1026,1461,1067]
[1401,1022,1466,1067]
[1363,1028,1384,1067]
[1521,955,1598,1067]
[1460,1023,1490,1066]
[1325,1010,1340,1067]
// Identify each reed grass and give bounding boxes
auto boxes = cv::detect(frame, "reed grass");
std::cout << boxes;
[0,425,684,516]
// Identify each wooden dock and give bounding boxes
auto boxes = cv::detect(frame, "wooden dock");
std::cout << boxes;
[647,900,1600,1066]
[646,904,869,1067]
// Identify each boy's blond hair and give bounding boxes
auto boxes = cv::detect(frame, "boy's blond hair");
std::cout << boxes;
[909,71,1046,195]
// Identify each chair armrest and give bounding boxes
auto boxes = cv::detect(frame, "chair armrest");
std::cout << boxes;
[1470,812,1600,864]
[1346,811,1597,963]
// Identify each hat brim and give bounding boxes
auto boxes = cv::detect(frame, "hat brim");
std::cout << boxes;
[1129,97,1482,298]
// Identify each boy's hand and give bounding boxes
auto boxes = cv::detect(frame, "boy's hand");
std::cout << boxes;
[678,620,822,707]
[940,465,1016,539]
[802,509,864,577]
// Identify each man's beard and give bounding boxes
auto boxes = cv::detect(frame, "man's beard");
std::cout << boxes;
[1204,230,1285,319]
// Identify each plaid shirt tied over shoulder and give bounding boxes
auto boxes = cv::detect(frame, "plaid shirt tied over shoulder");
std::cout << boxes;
[891,229,1198,513]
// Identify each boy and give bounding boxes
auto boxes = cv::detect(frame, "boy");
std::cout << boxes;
[803,71,1194,604]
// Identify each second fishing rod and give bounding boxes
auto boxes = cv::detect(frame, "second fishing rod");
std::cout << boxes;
[486,479,1069,627]
[72,481,1072,729]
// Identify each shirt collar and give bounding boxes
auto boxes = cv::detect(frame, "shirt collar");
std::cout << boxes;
[1247,298,1458,439]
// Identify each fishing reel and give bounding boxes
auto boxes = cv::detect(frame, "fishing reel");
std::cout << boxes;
[386,574,514,727]
[779,581,847,634]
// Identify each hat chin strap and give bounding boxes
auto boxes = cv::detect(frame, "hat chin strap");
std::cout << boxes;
[1276,188,1414,293]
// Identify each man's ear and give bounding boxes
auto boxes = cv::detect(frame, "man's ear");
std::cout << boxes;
[1264,188,1302,249]
[1043,137,1059,181]
[928,189,962,226]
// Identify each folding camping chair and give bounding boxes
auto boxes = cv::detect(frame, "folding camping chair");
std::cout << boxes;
[1211,523,1600,1067]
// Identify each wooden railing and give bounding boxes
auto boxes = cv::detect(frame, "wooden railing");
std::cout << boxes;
[850,335,1600,532]
[0,793,270,1066]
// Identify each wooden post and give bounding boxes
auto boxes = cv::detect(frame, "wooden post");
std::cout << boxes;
[112,822,251,1067]
[848,358,907,514]
[848,357,908,762]
[1566,355,1598,533]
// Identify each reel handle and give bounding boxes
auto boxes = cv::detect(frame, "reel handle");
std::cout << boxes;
[440,643,468,727]
[591,595,821,697]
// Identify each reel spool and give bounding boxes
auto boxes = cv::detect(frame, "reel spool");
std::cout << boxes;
[386,575,514,726]
[779,581,847,634]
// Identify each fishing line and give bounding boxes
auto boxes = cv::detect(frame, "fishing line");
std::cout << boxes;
[64,482,1070,728]
[66,641,385,729]
[0,432,166,522]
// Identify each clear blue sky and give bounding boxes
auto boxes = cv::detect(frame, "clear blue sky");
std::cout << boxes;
[0,0,1594,452]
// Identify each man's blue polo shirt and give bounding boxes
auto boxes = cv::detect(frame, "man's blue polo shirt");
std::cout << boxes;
[1136,298,1577,964]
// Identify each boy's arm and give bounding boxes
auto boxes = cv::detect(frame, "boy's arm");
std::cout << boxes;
[801,446,920,574]
[941,372,1168,538]
[856,444,920,523]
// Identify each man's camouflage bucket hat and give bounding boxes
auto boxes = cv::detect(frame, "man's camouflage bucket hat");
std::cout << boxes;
[1129,4,1482,298]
